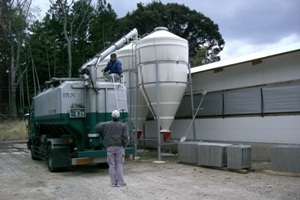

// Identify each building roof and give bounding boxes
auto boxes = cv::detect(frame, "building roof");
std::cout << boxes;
[191,42,300,74]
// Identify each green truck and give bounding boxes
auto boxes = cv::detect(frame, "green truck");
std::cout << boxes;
[27,29,138,172]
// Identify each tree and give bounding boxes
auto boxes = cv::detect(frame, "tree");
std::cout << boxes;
[28,15,64,85]
[0,19,11,115]
[0,0,32,117]
[87,0,118,57]
[49,0,92,78]
[2,0,225,117]
[117,1,225,66]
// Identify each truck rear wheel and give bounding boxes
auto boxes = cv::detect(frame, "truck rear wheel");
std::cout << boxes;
[47,145,57,172]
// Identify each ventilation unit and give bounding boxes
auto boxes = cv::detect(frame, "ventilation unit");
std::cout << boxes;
[210,143,232,167]
[198,143,232,167]
[178,141,200,164]
[227,145,252,170]
[270,145,300,173]
[197,143,211,166]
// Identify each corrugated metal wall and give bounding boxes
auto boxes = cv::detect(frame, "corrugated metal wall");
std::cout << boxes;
[145,116,300,144]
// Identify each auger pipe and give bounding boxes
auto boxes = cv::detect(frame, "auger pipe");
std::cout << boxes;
[78,28,138,74]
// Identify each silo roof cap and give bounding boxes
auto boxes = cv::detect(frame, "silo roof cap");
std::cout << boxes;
[154,27,168,31]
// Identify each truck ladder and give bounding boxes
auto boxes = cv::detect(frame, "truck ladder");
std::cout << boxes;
[111,75,128,111]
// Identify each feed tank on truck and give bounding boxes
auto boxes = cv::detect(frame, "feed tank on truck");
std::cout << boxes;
[136,27,189,141]
[97,43,149,139]
[33,80,127,134]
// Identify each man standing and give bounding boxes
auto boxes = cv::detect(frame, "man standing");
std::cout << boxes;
[101,53,122,82]
[96,110,128,187]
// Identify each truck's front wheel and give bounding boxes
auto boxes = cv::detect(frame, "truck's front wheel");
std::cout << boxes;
[47,145,57,172]
[30,144,41,160]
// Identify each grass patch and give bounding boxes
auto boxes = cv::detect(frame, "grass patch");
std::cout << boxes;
[0,120,27,141]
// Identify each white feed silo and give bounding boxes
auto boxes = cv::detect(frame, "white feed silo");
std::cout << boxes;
[136,27,189,142]
[96,42,149,139]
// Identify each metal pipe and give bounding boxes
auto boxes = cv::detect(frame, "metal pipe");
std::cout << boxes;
[155,60,161,161]
[188,64,196,140]
[134,45,139,158]
[180,90,207,142]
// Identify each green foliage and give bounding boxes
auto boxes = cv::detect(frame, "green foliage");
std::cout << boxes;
[1,0,225,116]
[87,0,118,57]
[0,0,31,117]
[69,0,94,70]
[116,1,225,67]
[27,0,224,84]
[28,0,95,82]
[28,15,67,83]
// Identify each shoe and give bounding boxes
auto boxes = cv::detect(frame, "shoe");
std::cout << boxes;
[111,184,117,187]
[116,183,127,187]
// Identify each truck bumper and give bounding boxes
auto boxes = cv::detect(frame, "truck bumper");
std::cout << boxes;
[72,157,107,165]
[72,147,135,165]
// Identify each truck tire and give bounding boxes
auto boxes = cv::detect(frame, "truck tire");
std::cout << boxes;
[47,145,57,172]
[30,145,41,160]
[97,162,109,168]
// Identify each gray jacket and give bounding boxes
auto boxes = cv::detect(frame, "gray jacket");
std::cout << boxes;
[96,120,128,148]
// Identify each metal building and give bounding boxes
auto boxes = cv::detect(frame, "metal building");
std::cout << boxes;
[142,43,300,161]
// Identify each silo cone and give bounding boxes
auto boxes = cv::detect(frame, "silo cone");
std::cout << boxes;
[136,27,189,141]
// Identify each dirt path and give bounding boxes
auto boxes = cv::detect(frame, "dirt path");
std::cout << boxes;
[0,141,299,200]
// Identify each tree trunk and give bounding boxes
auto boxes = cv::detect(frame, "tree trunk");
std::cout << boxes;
[11,39,23,118]
[46,45,51,80]
[67,40,72,78]
[26,69,30,108]
[10,49,17,118]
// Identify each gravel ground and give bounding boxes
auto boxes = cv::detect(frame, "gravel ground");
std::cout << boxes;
[0,141,299,200]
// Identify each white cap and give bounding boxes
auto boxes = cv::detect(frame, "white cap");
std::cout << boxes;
[111,110,120,118]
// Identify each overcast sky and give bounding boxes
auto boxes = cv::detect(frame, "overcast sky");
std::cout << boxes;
[33,0,300,60]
